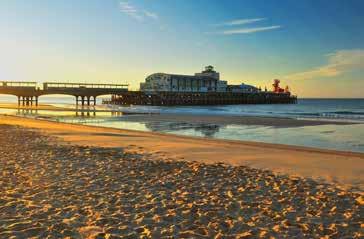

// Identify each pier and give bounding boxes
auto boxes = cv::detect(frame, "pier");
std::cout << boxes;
[103,91,297,106]
[1,81,297,107]
[0,81,128,106]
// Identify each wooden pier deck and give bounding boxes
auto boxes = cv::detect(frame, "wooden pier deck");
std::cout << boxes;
[0,81,128,106]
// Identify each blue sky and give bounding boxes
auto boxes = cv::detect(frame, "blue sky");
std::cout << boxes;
[0,0,363,97]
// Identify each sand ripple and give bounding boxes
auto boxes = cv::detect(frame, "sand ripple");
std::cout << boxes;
[0,125,362,238]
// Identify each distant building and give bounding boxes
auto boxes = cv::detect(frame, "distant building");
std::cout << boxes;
[227,83,259,93]
[141,66,225,92]
[194,65,220,80]
[140,66,257,93]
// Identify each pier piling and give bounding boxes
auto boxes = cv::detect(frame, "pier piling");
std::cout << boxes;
[104,91,297,106]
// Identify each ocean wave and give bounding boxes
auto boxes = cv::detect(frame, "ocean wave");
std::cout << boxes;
[324,111,364,115]
[287,111,364,116]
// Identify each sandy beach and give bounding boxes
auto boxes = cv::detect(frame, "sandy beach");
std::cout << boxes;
[0,115,363,190]
[0,115,363,238]
[1,0,363,237]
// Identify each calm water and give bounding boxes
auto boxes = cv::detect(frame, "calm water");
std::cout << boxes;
[0,96,363,153]
[109,98,364,122]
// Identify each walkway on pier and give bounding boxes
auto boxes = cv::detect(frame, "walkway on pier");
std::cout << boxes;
[0,81,128,106]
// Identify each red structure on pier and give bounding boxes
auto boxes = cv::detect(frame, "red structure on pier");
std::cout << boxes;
[272,79,290,94]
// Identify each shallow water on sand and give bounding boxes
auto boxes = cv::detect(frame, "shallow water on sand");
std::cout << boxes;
[81,120,364,153]
[1,108,363,153]
[0,98,363,153]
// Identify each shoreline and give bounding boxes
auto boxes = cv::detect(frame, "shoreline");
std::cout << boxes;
[0,103,71,111]
[1,102,362,128]
[0,103,159,115]
[1,114,363,192]
[2,113,364,157]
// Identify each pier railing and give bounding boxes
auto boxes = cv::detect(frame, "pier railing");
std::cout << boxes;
[43,82,128,89]
[1,81,37,88]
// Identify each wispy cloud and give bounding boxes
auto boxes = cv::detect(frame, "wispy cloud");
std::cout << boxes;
[210,18,281,35]
[215,18,266,26]
[119,1,158,22]
[143,10,158,20]
[285,49,364,80]
[218,25,281,35]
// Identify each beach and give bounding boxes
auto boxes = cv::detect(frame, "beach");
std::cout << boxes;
[0,115,363,238]
[0,115,363,190]
[0,103,71,111]
[1,0,363,237]
[0,103,115,113]
[1,101,362,127]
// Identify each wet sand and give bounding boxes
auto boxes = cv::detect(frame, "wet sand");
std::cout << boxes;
[0,103,113,113]
[0,124,363,238]
[0,103,70,111]
[0,115,363,191]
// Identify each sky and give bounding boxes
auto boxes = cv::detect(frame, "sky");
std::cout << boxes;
[0,0,363,98]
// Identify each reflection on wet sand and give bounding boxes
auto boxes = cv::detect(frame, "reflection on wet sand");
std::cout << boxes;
[3,105,363,153]
[75,110,96,117]
[17,108,38,116]
[144,121,222,137]
[111,111,123,116]
[75,105,96,117]
[15,106,102,118]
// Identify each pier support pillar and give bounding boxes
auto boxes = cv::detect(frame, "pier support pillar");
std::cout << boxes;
[93,96,97,106]
[18,96,21,106]
[87,96,90,106]
[81,96,85,106]
[35,96,38,107]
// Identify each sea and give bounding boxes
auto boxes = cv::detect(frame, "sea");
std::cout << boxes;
[0,95,363,153]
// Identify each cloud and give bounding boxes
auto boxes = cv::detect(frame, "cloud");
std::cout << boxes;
[285,49,364,80]
[119,1,142,21]
[210,18,281,35]
[143,10,158,20]
[119,1,158,22]
[213,25,281,35]
[216,18,266,26]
